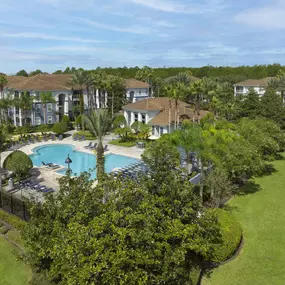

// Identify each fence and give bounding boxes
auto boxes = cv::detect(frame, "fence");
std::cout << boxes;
[0,190,29,220]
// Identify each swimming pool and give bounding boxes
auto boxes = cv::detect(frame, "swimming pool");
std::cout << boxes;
[30,144,139,179]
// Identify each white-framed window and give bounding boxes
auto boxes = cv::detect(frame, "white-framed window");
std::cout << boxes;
[47,103,53,112]
[236,86,244,93]
[36,117,41,125]
[141,114,146,124]
[138,88,141,94]
[36,104,41,113]
[47,116,52,124]
[152,126,155,135]
[134,113,138,122]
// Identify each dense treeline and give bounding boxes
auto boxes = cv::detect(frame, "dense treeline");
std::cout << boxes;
[7,63,285,83]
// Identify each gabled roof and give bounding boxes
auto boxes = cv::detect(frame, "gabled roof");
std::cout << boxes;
[124,78,150,89]
[5,76,27,88]
[6,74,149,91]
[123,97,208,126]
[10,74,72,91]
[234,77,275,87]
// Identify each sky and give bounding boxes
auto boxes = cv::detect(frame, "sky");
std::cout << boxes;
[1,0,285,74]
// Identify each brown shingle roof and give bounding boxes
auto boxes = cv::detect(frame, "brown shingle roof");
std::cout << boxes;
[5,76,27,88]
[123,97,208,126]
[7,74,149,91]
[124,78,150,89]
[10,74,73,91]
[234,77,275,87]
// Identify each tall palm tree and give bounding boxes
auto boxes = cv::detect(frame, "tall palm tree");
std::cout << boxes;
[68,70,90,116]
[0,93,13,123]
[17,91,34,125]
[83,110,115,181]
[38,92,56,124]
[165,72,191,85]
[189,80,204,122]
[0,75,7,100]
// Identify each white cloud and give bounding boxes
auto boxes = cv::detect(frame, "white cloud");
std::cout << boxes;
[125,0,226,14]
[82,19,152,34]
[235,1,285,29]
[0,32,106,43]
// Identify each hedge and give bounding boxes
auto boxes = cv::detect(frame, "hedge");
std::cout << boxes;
[73,131,96,140]
[209,208,243,263]
[0,209,26,231]
[109,139,136,147]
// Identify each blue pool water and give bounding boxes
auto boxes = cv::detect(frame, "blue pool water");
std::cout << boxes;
[30,144,139,179]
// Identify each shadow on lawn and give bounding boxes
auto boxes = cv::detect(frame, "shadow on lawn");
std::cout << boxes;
[237,181,261,196]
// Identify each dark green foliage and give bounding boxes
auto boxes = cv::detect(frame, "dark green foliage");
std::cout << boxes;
[259,88,285,127]
[113,114,126,128]
[239,88,260,118]
[109,139,136,147]
[72,131,96,140]
[29,70,45,76]
[51,122,67,135]
[23,145,222,285]
[61,115,70,124]
[16,70,29,77]
[36,124,49,135]
[3,150,33,179]
[208,209,242,263]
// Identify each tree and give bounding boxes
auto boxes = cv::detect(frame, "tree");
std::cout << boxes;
[239,88,260,118]
[83,110,114,181]
[0,75,7,100]
[52,122,67,135]
[17,91,34,125]
[29,69,44,76]
[114,126,132,142]
[23,145,221,285]
[0,92,13,123]
[68,70,90,116]
[16,70,28,77]
[0,126,8,191]
[189,80,204,122]
[3,150,33,179]
[259,88,285,126]
[38,92,55,124]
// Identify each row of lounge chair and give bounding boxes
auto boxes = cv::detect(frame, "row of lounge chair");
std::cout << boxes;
[112,162,149,180]
[6,134,63,151]
[84,142,109,152]
[19,180,55,194]
[73,134,85,141]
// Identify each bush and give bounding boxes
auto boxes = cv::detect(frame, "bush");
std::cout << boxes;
[209,208,243,263]
[52,122,67,135]
[0,209,26,231]
[72,131,96,140]
[0,225,9,234]
[36,124,49,135]
[109,139,136,147]
[3,150,33,179]
[7,229,23,246]
[61,115,70,124]
[14,126,32,137]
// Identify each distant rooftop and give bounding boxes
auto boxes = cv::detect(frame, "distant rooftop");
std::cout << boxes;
[234,77,275,87]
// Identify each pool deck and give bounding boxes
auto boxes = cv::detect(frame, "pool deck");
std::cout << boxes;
[1,132,145,196]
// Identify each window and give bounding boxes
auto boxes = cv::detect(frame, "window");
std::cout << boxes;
[160,127,164,135]
[141,114,146,124]
[14,91,19,99]
[47,116,52,124]
[47,103,53,112]
[152,126,155,135]
[36,117,41,125]
[134,113,138,122]
[236,86,244,93]
[36,104,41,113]
[139,88,141,94]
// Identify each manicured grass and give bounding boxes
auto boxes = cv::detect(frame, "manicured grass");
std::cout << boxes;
[0,236,32,285]
[73,131,96,140]
[109,139,136,147]
[203,155,285,285]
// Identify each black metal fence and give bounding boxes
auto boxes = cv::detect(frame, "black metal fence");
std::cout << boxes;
[0,191,28,220]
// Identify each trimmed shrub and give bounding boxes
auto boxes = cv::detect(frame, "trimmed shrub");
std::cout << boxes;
[109,139,136,147]
[36,124,49,135]
[72,131,96,140]
[52,122,67,135]
[0,209,26,231]
[3,150,33,179]
[209,208,243,263]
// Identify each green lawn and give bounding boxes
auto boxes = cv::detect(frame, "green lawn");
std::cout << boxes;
[109,139,136,147]
[0,236,32,285]
[203,156,285,285]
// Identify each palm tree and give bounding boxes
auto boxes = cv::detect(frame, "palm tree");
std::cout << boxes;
[0,126,8,192]
[38,92,56,124]
[0,75,7,100]
[165,72,192,85]
[83,110,115,181]
[68,70,90,116]
[17,91,34,125]
[189,80,204,122]
[0,92,13,123]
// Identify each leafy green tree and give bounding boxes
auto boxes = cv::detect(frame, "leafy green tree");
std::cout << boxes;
[83,110,114,181]
[259,88,285,126]
[0,126,8,191]
[189,80,205,122]
[3,150,33,179]
[52,122,67,135]
[0,92,13,123]
[68,70,90,116]
[113,114,126,128]
[36,124,49,135]
[37,92,56,124]
[16,70,28,77]
[29,69,45,76]
[239,88,260,118]
[16,91,34,125]
[23,145,221,285]
[0,75,8,121]
[114,126,132,142]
